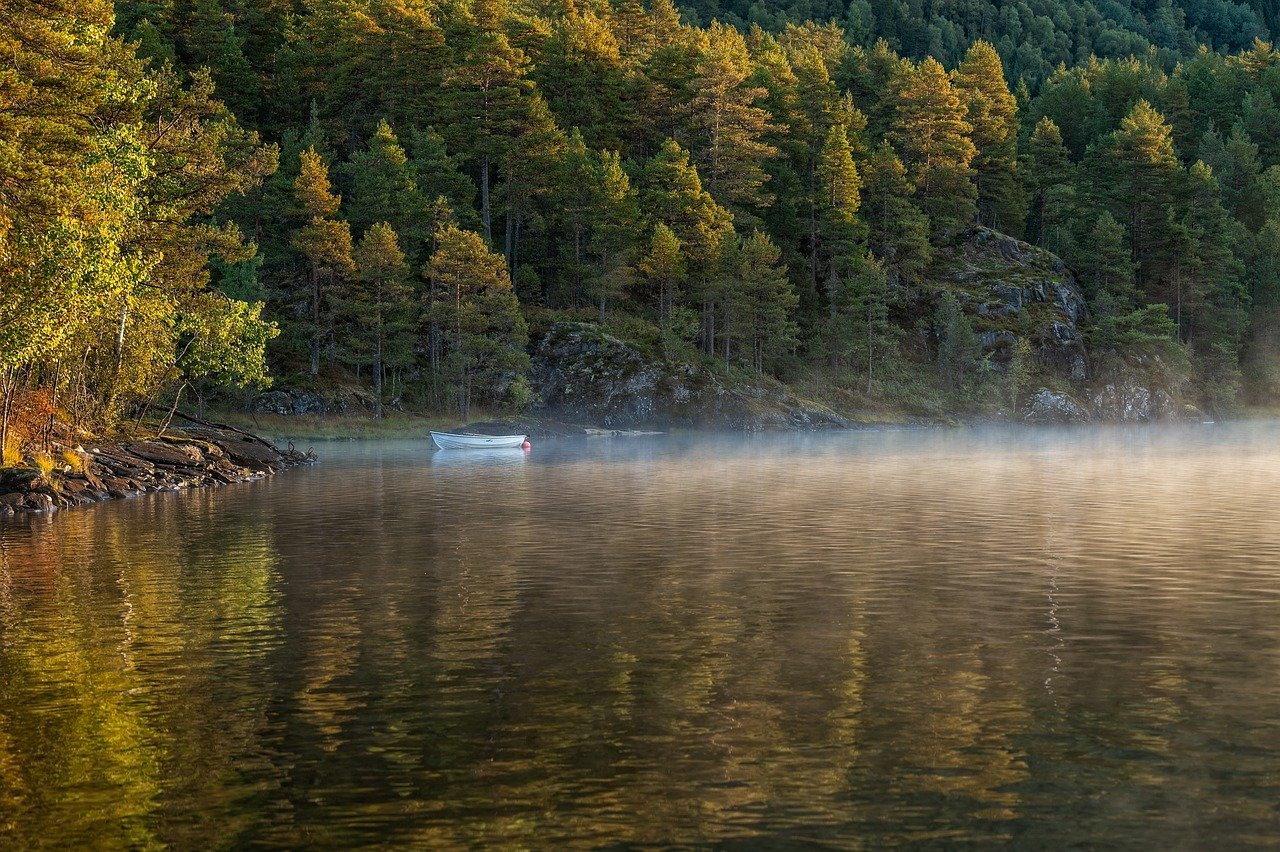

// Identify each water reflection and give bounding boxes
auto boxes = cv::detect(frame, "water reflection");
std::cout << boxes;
[4,425,1280,846]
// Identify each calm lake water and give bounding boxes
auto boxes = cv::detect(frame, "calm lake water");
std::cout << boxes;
[4,425,1280,847]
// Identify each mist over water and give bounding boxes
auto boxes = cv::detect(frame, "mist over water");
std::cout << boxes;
[4,424,1280,846]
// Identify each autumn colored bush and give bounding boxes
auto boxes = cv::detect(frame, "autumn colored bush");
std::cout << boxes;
[1,390,58,466]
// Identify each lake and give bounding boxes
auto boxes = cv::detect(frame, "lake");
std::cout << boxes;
[3,425,1280,847]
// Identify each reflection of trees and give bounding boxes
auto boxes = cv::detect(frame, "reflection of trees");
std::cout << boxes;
[7,432,1280,846]
[0,486,282,848]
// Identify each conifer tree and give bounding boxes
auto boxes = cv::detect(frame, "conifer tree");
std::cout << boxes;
[343,120,421,243]
[440,22,536,243]
[815,120,866,310]
[1079,212,1140,314]
[952,41,1025,234]
[640,139,734,267]
[428,224,529,419]
[718,230,799,372]
[1024,116,1074,249]
[368,0,448,132]
[347,222,413,417]
[824,256,895,391]
[1183,161,1247,387]
[686,22,778,225]
[292,148,355,374]
[935,290,980,389]
[639,223,687,330]
[889,56,978,235]
[860,143,932,282]
[1088,100,1184,297]
[537,9,632,150]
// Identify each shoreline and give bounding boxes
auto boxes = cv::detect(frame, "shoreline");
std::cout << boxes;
[0,417,315,519]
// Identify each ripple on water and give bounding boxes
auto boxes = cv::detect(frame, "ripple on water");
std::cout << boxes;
[4,424,1280,846]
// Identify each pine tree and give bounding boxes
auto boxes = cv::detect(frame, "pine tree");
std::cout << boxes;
[1183,160,1248,406]
[440,23,536,243]
[953,41,1025,234]
[292,148,355,374]
[824,256,896,393]
[428,224,530,419]
[860,143,932,282]
[1200,124,1264,229]
[1024,116,1074,249]
[685,22,778,225]
[1079,211,1140,314]
[1243,90,1280,164]
[718,230,799,372]
[640,139,735,351]
[343,120,422,243]
[639,223,686,330]
[640,139,734,267]
[815,120,866,312]
[368,0,448,132]
[1088,100,1184,298]
[889,56,978,235]
[935,290,980,389]
[537,9,632,150]
[347,222,413,417]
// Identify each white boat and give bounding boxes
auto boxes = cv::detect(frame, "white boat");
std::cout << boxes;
[430,431,527,450]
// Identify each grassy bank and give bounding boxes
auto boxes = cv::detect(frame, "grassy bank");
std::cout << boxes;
[208,411,459,441]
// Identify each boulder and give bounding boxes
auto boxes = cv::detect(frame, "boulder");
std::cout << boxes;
[21,493,54,513]
[1088,354,1187,422]
[1022,388,1090,424]
[127,440,204,467]
[253,389,333,416]
[213,436,284,472]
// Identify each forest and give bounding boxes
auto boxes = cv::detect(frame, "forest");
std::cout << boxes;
[6,0,1280,449]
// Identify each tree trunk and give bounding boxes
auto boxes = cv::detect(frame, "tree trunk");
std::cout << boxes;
[481,153,492,243]
[374,310,384,419]
[809,157,818,299]
[157,382,188,438]
[0,366,15,465]
[866,297,874,396]
[309,263,321,375]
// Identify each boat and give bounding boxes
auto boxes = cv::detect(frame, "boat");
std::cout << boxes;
[430,431,528,450]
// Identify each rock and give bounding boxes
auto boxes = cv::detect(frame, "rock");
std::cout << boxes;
[214,436,284,472]
[127,440,204,467]
[1022,388,1090,424]
[253,389,331,416]
[979,330,1018,354]
[1088,355,1186,422]
[530,322,850,431]
[22,493,54,513]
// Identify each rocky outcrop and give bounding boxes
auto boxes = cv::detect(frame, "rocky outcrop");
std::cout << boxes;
[253,389,339,416]
[1086,354,1198,422]
[0,425,315,518]
[530,323,850,431]
[1022,388,1090,424]
[932,227,1089,382]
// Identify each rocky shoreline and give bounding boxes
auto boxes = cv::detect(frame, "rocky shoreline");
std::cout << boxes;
[0,420,315,518]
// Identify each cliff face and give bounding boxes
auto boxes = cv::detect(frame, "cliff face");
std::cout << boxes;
[924,227,1198,423]
[927,227,1089,383]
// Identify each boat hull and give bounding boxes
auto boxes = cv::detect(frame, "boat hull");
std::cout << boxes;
[430,431,527,450]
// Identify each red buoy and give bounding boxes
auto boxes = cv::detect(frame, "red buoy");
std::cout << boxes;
[522,440,532,450]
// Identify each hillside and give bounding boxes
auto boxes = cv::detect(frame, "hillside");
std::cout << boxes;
[4,0,1280,462]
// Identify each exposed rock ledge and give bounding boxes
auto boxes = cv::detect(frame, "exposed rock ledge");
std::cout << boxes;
[529,322,851,431]
[0,419,315,518]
